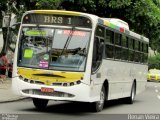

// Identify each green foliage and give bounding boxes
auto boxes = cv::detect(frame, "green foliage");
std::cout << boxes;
[108,0,132,8]
[36,0,62,9]
[148,54,160,69]
[0,0,160,54]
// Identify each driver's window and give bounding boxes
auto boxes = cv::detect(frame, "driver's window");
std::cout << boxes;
[92,25,105,73]
[92,37,100,70]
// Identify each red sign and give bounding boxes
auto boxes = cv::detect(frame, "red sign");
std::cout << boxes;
[63,30,86,37]
[41,87,54,93]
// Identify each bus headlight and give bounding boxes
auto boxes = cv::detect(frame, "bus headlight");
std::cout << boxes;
[19,75,23,80]
[24,78,29,82]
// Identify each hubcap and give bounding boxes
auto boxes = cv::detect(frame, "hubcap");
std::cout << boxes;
[97,90,105,108]
[131,85,135,100]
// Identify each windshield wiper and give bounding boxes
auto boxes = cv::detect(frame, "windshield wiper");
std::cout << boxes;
[57,27,75,57]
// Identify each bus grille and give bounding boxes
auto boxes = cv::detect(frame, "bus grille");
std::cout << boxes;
[22,89,74,98]
[19,76,81,86]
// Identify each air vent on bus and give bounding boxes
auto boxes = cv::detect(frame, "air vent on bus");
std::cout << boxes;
[22,89,74,98]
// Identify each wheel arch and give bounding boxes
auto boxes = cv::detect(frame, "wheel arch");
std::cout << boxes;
[133,79,137,94]
[103,79,109,100]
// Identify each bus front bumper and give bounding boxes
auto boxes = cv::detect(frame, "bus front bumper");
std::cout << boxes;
[12,77,100,102]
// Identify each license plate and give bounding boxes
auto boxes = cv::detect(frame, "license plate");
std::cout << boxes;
[41,87,54,93]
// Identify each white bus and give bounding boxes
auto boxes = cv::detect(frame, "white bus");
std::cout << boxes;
[12,10,149,112]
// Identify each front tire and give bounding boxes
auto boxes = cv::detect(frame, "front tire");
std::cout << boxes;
[91,86,106,112]
[32,98,48,110]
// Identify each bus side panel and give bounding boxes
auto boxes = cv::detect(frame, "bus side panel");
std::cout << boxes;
[134,64,148,94]
[12,25,21,95]
[91,59,147,100]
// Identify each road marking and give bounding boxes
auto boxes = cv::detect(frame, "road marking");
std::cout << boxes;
[155,89,159,93]
[158,95,160,99]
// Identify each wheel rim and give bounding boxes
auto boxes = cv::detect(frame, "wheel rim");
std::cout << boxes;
[131,85,135,100]
[97,90,105,109]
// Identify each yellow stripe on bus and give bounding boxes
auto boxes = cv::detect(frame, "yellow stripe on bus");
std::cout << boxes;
[33,10,80,16]
[17,68,84,85]
[104,20,110,26]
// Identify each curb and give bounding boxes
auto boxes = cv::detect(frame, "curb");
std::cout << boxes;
[0,97,28,103]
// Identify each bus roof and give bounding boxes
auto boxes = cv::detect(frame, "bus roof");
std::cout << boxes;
[23,10,149,43]
[24,10,98,18]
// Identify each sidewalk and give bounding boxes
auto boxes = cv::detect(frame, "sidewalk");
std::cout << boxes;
[0,78,25,103]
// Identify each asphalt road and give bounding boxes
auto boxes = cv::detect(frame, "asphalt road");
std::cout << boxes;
[0,82,160,120]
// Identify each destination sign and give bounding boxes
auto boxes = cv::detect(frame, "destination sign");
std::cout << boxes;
[23,13,92,28]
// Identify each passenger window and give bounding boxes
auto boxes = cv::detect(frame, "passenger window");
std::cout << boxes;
[121,35,127,47]
[141,43,144,52]
[105,29,114,44]
[105,45,114,58]
[145,44,149,53]
[115,33,121,45]
[121,48,128,60]
[96,26,105,37]
[128,39,134,50]
[134,52,140,62]
[144,53,148,63]
[134,40,138,51]
[115,46,121,59]
[128,50,134,61]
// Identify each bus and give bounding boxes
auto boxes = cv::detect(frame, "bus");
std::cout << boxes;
[12,10,149,112]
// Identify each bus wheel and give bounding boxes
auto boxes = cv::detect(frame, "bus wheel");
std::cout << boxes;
[126,82,136,104]
[91,86,106,112]
[32,98,48,110]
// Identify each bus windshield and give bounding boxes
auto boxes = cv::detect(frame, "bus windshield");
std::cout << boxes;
[18,27,91,71]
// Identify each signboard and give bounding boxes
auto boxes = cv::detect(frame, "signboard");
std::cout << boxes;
[23,13,92,28]
[24,49,33,58]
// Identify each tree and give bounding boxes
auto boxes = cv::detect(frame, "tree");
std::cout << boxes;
[148,53,160,69]
[36,0,62,9]
[0,0,160,54]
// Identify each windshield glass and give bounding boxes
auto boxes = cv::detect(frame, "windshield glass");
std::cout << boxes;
[149,69,160,74]
[18,27,91,71]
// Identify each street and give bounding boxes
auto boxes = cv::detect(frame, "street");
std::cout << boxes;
[0,82,160,120]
